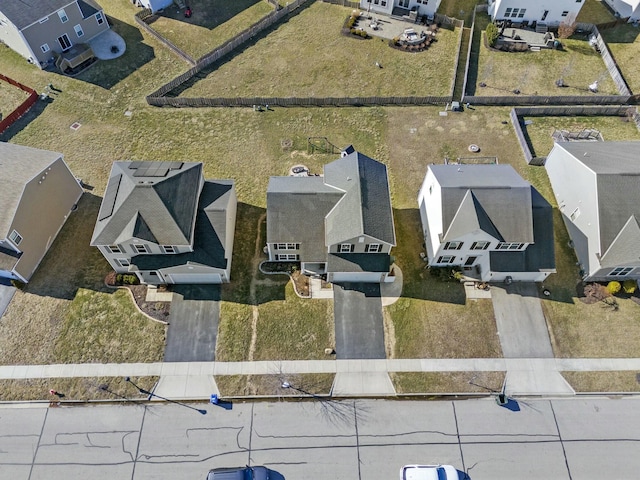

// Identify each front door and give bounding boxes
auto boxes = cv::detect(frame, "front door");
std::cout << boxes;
[57,33,72,51]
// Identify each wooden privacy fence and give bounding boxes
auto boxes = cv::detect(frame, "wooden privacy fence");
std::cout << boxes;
[449,18,465,98]
[134,9,195,65]
[463,95,632,106]
[147,95,451,107]
[321,0,360,8]
[0,74,38,135]
[510,105,637,166]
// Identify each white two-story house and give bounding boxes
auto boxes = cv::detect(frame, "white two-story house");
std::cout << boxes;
[418,164,555,282]
[487,0,586,26]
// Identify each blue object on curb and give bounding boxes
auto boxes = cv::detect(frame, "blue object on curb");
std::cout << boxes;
[210,394,219,405]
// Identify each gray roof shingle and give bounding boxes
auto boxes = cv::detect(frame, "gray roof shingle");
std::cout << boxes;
[431,164,534,243]
[91,162,202,246]
[0,142,62,237]
[1,0,102,30]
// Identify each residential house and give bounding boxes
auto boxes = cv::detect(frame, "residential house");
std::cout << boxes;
[134,0,174,14]
[417,164,555,282]
[91,161,236,285]
[602,0,640,21]
[359,0,442,19]
[545,141,640,282]
[0,142,83,283]
[266,149,396,283]
[0,0,109,68]
[487,0,586,25]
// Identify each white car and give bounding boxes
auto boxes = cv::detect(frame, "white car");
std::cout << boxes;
[400,464,459,480]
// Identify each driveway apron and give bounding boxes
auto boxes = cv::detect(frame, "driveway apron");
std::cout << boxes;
[333,282,385,359]
[164,285,220,362]
[491,283,554,358]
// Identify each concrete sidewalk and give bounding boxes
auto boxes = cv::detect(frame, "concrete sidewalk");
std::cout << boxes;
[3,358,640,400]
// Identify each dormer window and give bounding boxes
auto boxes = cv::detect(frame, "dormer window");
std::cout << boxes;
[133,244,149,254]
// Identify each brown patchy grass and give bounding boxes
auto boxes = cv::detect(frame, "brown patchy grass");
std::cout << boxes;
[216,373,334,397]
[179,2,460,98]
[0,376,158,402]
[391,371,505,394]
[562,371,640,392]
[601,24,640,94]
[146,0,274,60]
[576,0,617,25]
[473,13,618,96]
[0,78,31,116]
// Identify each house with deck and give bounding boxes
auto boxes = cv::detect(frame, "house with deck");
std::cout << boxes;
[487,0,586,26]
[0,142,83,283]
[266,149,396,284]
[91,161,236,285]
[546,141,640,282]
[0,0,109,69]
[418,164,555,282]
[359,0,442,20]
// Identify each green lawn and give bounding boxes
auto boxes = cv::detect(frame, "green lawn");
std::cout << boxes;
[179,1,460,98]
[576,0,617,25]
[472,13,618,96]
[146,0,274,61]
[601,24,640,94]
[0,78,31,117]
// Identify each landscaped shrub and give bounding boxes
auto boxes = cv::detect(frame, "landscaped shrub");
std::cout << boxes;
[606,281,621,295]
[10,279,25,290]
[623,280,637,294]
[122,274,139,285]
[116,273,123,284]
[486,23,499,47]
[428,266,461,282]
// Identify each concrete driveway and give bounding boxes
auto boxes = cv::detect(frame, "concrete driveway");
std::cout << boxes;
[491,283,553,358]
[164,285,220,362]
[0,278,16,319]
[333,282,385,359]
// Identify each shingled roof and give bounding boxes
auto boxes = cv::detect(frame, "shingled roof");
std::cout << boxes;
[1,0,102,30]
[430,164,534,243]
[91,162,202,247]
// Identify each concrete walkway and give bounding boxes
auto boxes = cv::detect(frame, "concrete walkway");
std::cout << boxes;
[491,283,574,396]
[3,358,640,400]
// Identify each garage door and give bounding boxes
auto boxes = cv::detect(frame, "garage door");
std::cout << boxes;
[165,273,222,284]
[330,272,385,283]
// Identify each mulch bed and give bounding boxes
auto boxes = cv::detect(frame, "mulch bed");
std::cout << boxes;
[105,272,171,322]
[291,271,310,297]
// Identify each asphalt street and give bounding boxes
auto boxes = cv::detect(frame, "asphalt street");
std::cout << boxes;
[2,396,640,480]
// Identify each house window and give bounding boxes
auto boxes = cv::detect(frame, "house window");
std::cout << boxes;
[116,258,130,267]
[570,207,580,221]
[518,8,526,17]
[511,8,519,18]
[444,241,463,250]
[365,243,382,253]
[57,34,72,50]
[561,11,569,16]
[107,245,122,254]
[276,254,299,261]
[74,24,84,37]
[58,9,68,23]
[436,255,456,264]
[161,245,176,253]
[41,43,50,53]
[39,17,49,24]
[133,244,149,254]
[276,243,299,250]
[471,241,490,250]
[496,242,524,250]
[381,0,387,5]
[505,8,512,17]
[96,12,104,25]
[9,230,22,245]
[610,267,633,276]
[339,243,354,253]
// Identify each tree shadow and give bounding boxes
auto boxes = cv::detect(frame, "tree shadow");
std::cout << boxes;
[148,0,264,30]
[69,16,156,90]
[24,192,112,300]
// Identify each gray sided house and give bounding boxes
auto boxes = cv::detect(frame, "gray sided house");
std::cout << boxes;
[0,142,83,283]
[418,164,555,282]
[266,149,396,284]
[91,162,237,285]
[546,141,640,282]
[0,0,109,68]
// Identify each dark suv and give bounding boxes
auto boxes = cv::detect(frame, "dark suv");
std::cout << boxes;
[206,466,269,480]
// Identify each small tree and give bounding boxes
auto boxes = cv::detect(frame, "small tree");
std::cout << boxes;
[558,14,577,39]
[486,23,500,47]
